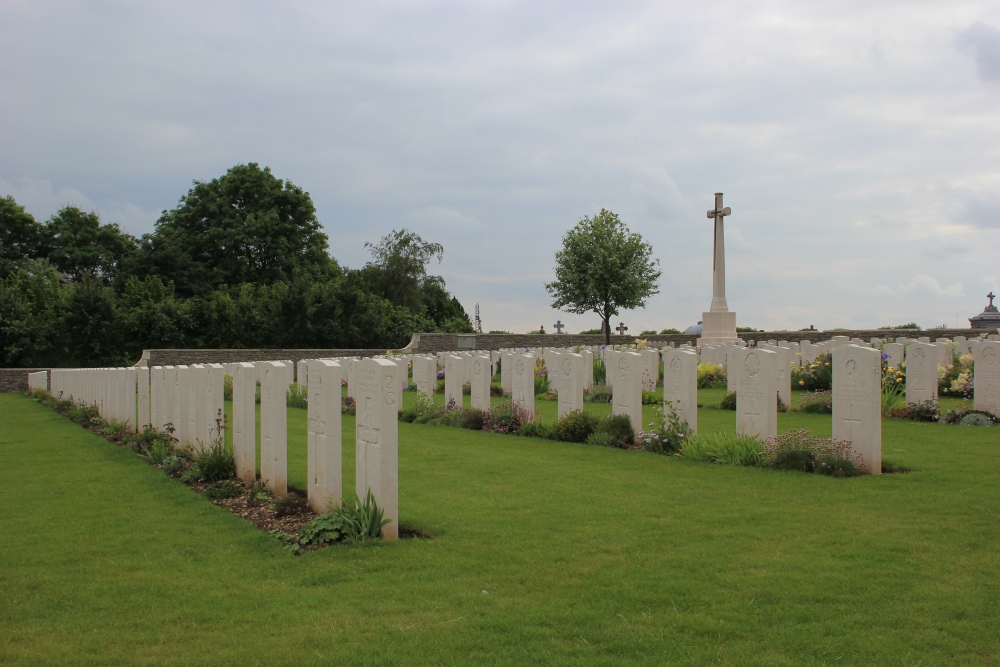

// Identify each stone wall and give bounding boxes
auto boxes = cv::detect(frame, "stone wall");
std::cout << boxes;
[142,348,392,367]
[0,368,49,393]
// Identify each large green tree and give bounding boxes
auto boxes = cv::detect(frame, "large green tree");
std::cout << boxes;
[546,209,661,343]
[144,163,335,296]
[0,196,45,279]
[44,206,137,284]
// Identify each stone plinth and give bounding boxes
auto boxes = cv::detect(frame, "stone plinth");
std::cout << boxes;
[697,311,740,347]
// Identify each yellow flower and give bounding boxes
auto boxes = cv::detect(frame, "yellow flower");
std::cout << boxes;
[799,380,805,386]
[896,378,902,383]
[887,366,894,372]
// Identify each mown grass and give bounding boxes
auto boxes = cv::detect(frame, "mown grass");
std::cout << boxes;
[2,388,999,665]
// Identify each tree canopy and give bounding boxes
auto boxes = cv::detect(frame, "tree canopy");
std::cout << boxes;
[546,209,661,343]
[142,163,334,296]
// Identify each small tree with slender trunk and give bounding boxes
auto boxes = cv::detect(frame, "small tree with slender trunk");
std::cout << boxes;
[545,209,661,344]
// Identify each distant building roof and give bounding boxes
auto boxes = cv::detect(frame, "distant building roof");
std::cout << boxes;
[684,321,703,335]
[970,292,1000,329]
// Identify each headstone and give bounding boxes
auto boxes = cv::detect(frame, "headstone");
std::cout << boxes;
[905,342,938,405]
[581,349,594,390]
[233,362,257,483]
[445,355,463,409]
[882,342,904,371]
[190,364,207,451]
[774,346,792,410]
[640,349,659,392]
[345,358,358,399]
[557,353,584,418]
[832,345,882,474]
[974,341,1000,417]
[470,354,491,411]
[612,351,643,432]
[726,346,739,393]
[307,360,343,513]
[662,348,698,434]
[174,366,190,447]
[137,367,150,430]
[355,358,399,540]
[412,356,436,400]
[511,353,536,418]
[123,367,137,432]
[206,363,225,443]
[734,348,777,440]
[260,361,289,496]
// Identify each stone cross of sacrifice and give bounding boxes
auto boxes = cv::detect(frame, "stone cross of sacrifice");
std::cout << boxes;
[989,291,996,308]
[553,320,565,334]
[706,192,732,313]
[616,322,628,336]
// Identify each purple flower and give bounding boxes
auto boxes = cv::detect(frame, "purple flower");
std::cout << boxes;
[881,352,890,361]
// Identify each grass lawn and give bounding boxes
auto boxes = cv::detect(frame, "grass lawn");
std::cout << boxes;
[2,388,999,665]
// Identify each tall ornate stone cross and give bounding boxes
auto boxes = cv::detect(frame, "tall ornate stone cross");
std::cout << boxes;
[553,320,565,334]
[706,192,732,312]
[989,291,996,308]
[616,322,628,335]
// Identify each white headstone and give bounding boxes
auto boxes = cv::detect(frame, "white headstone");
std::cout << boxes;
[905,342,938,405]
[557,353,584,418]
[355,358,399,540]
[974,341,1000,417]
[233,362,257,484]
[445,355,463,409]
[470,354,491,411]
[307,360,343,513]
[412,356,436,400]
[640,349,659,392]
[511,353,536,418]
[882,342,904,372]
[832,345,882,474]
[612,351,643,432]
[735,348,777,440]
[260,361,289,496]
[662,348,698,434]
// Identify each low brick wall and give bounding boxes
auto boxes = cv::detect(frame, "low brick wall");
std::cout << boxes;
[0,368,49,393]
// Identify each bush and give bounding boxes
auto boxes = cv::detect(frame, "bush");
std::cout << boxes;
[639,404,691,454]
[681,432,762,466]
[943,408,998,426]
[584,384,613,403]
[593,359,606,385]
[597,414,635,449]
[205,480,243,499]
[461,408,487,430]
[641,390,662,405]
[490,382,505,397]
[342,396,356,415]
[886,400,940,422]
[792,352,832,391]
[881,381,906,416]
[719,391,737,410]
[960,412,994,427]
[585,431,614,447]
[287,382,308,409]
[483,401,530,435]
[400,393,439,424]
[550,410,602,443]
[761,430,863,476]
[798,390,832,414]
[697,363,727,389]
[297,491,392,548]
[519,420,550,439]
[188,411,235,482]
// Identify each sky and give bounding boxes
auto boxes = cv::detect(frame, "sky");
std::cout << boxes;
[2,0,999,334]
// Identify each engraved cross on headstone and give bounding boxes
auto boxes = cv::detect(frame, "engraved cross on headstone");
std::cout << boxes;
[553,320,565,334]
[843,402,862,441]
[616,322,628,336]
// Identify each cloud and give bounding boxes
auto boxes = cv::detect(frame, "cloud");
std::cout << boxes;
[956,22,1000,84]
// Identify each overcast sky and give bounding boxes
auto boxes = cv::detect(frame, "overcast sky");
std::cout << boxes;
[2,1,999,334]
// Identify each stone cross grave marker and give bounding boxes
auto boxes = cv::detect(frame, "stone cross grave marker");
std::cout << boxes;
[553,320,565,334]
[833,345,881,474]
[616,322,628,336]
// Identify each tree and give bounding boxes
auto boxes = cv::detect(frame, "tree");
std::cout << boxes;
[360,228,443,313]
[545,209,661,344]
[144,163,335,295]
[0,196,44,279]
[44,206,137,284]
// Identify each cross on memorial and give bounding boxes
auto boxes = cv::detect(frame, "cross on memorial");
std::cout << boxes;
[616,322,628,336]
[843,403,862,441]
[553,320,565,334]
[707,193,731,272]
[989,291,996,308]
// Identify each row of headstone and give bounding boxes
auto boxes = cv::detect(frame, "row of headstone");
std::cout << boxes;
[27,371,48,392]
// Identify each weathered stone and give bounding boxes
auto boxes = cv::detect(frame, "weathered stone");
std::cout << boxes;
[832,345,882,474]
[612,351,643,432]
[905,342,938,405]
[662,348,698,434]
[974,341,1000,417]
[445,354,464,409]
[307,360,343,513]
[233,362,257,483]
[735,348,777,440]
[470,354,492,411]
[557,353,584,419]
[137,367,150,430]
[355,358,399,540]
[412,356,436,400]
[640,349,659,392]
[511,353,536,417]
[260,361,289,496]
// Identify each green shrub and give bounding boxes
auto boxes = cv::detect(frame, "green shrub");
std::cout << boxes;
[245,479,271,506]
[881,381,906,416]
[205,480,243,499]
[160,453,190,476]
[697,363,727,389]
[534,373,550,396]
[597,414,635,449]
[886,400,940,422]
[483,401,530,435]
[519,420,550,439]
[550,410,602,443]
[342,396,356,415]
[792,352,832,391]
[461,408,487,430]
[490,382,505,397]
[761,429,863,476]
[639,404,692,454]
[798,390,832,414]
[585,384,613,403]
[593,359,607,384]
[943,408,998,425]
[585,431,614,447]
[960,412,994,427]
[660,328,681,334]
[287,382,308,409]
[719,391,737,410]
[681,432,762,466]
[141,439,173,465]
[641,390,662,405]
